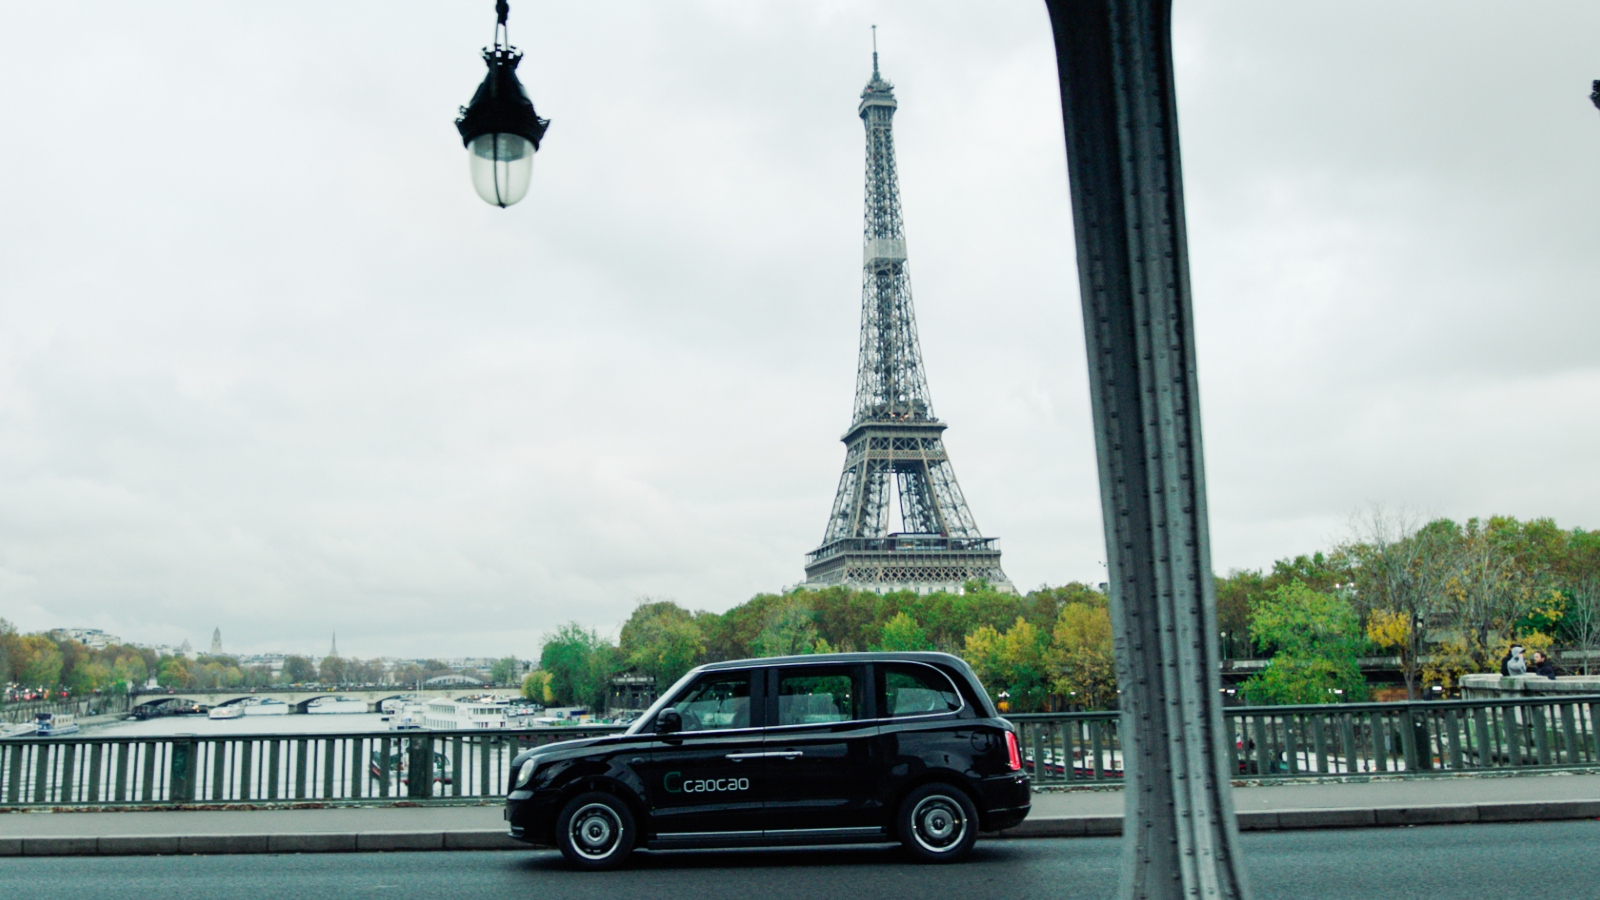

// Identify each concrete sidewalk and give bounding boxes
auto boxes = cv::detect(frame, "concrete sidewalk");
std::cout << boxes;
[3,772,1599,855]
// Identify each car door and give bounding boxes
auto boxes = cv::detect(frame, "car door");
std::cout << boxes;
[635,669,766,841]
[759,663,883,836]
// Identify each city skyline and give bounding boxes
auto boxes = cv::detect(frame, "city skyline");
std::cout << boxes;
[2,2,1599,657]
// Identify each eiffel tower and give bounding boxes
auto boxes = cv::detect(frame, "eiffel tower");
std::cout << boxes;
[804,44,1011,594]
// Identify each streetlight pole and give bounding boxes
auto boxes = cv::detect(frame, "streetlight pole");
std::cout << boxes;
[1042,2,1249,897]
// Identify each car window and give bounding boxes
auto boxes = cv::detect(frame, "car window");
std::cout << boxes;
[669,673,751,732]
[881,664,962,717]
[777,666,862,726]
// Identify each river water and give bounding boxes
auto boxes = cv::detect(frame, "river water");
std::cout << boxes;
[84,712,396,738]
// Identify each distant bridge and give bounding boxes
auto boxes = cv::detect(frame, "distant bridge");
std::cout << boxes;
[129,687,516,714]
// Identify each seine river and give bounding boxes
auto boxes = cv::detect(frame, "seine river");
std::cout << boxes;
[84,712,397,738]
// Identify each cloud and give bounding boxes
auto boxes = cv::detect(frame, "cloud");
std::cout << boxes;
[0,1,1594,655]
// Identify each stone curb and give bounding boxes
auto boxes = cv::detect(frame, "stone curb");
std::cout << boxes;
[992,800,1600,839]
[4,800,1599,856]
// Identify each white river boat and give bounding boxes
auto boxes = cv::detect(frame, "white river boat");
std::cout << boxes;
[34,713,79,736]
[387,702,428,731]
[422,698,511,730]
[208,705,245,720]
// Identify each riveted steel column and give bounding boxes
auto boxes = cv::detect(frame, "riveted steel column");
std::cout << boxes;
[1043,2,1248,897]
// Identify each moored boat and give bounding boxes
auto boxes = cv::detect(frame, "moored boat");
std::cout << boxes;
[241,698,289,716]
[388,702,427,731]
[0,722,40,739]
[306,696,369,715]
[422,697,511,730]
[34,713,79,736]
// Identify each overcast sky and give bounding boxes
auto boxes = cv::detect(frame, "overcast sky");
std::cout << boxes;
[1,2,1598,659]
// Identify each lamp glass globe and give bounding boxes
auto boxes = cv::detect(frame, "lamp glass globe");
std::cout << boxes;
[469,133,534,207]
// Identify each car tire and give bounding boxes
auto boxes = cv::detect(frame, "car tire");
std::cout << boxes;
[555,792,636,870]
[897,782,979,863]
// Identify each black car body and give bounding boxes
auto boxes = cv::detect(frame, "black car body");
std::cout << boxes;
[505,651,1029,868]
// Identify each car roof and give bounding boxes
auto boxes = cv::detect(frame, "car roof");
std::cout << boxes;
[695,651,968,671]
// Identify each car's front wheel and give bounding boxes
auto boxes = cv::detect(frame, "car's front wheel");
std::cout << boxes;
[555,792,636,870]
[897,782,979,863]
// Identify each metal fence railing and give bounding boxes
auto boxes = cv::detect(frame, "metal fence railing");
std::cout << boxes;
[6,695,1599,808]
[0,726,624,808]
[1011,694,1600,785]
[2,694,130,725]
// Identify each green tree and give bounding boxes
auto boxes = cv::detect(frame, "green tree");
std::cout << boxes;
[490,656,522,686]
[964,618,1051,712]
[619,600,707,689]
[522,670,553,703]
[875,612,933,652]
[1242,582,1368,704]
[539,623,617,710]
[111,654,149,692]
[282,655,316,684]
[156,656,191,689]
[751,601,819,657]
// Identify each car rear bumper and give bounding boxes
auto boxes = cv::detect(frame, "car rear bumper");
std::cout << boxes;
[973,772,1031,831]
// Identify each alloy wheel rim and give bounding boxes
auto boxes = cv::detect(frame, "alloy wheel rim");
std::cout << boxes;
[569,802,623,860]
[911,795,966,852]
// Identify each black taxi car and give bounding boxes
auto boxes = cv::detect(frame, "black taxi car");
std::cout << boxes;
[504,651,1030,868]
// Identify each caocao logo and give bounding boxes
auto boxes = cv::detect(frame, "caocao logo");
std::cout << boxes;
[664,772,750,794]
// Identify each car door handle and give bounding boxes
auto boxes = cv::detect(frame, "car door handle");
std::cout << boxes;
[725,751,805,761]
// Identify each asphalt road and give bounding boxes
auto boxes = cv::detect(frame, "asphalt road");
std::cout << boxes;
[4,821,1597,900]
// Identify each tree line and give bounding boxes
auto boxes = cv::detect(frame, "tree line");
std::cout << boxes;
[0,620,525,696]
[537,512,1600,712]
[1219,512,1600,703]
[530,582,1117,715]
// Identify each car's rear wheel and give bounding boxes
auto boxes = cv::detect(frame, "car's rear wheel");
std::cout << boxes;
[555,792,636,870]
[897,782,978,863]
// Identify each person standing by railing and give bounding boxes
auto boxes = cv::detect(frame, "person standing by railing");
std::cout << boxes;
[1530,651,1557,680]
[1502,645,1528,676]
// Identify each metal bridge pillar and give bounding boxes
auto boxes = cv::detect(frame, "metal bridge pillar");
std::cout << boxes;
[1043,1,1249,897]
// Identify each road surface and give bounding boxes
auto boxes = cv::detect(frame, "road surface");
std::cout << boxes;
[3,820,1595,900]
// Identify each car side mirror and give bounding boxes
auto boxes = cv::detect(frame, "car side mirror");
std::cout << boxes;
[658,709,682,734]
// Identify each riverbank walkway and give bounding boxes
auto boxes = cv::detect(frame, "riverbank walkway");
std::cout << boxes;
[3,772,1599,855]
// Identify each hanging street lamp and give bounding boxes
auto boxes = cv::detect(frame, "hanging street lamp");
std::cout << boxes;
[455,1,549,208]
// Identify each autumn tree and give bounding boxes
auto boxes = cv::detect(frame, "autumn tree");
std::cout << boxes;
[1047,600,1115,709]
[965,618,1051,712]
[1345,507,1451,698]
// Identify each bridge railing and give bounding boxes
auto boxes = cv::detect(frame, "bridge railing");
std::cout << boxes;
[2,694,130,725]
[0,726,624,808]
[7,695,1599,808]
[1011,694,1600,785]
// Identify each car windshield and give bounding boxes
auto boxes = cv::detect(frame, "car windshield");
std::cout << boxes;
[624,668,704,735]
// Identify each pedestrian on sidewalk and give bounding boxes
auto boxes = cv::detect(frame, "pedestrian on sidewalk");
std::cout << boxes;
[1531,650,1557,680]
[1501,645,1527,676]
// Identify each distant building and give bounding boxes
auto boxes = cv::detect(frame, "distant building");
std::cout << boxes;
[48,628,122,650]
[210,628,223,655]
[237,654,287,674]
[607,671,656,714]
[425,674,484,687]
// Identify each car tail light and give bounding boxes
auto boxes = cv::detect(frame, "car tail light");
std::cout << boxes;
[1005,731,1022,771]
